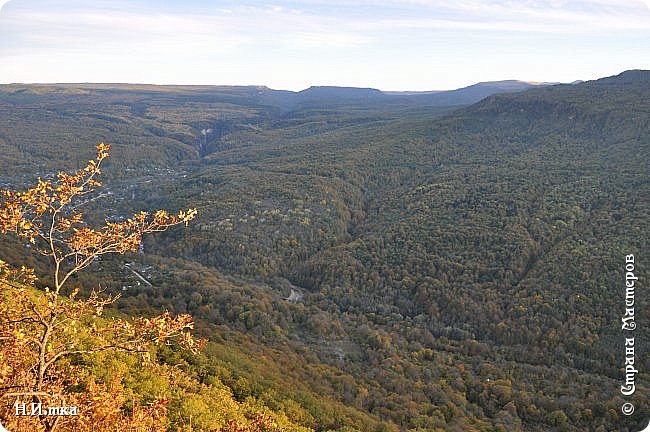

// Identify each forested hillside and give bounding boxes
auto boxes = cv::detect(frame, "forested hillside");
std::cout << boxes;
[0,71,648,431]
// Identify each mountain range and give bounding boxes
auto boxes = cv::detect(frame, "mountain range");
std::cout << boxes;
[0,70,648,431]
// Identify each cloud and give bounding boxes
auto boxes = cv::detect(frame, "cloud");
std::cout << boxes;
[0,0,648,88]
[0,1,370,57]
[2,0,649,59]
[301,0,650,29]
[0,0,12,12]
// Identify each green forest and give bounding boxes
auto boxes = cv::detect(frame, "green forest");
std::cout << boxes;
[0,70,648,431]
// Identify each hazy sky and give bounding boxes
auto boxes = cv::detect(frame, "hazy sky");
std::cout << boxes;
[1,0,649,90]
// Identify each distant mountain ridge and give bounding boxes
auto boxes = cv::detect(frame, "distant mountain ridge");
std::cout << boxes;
[402,79,555,106]
[264,79,557,108]
[1,78,558,110]
[1,70,645,178]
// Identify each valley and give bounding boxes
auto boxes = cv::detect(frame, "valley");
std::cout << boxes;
[0,71,648,431]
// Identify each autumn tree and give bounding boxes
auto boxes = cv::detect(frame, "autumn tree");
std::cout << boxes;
[0,144,200,432]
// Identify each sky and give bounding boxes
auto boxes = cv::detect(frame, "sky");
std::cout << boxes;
[0,0,649,91]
